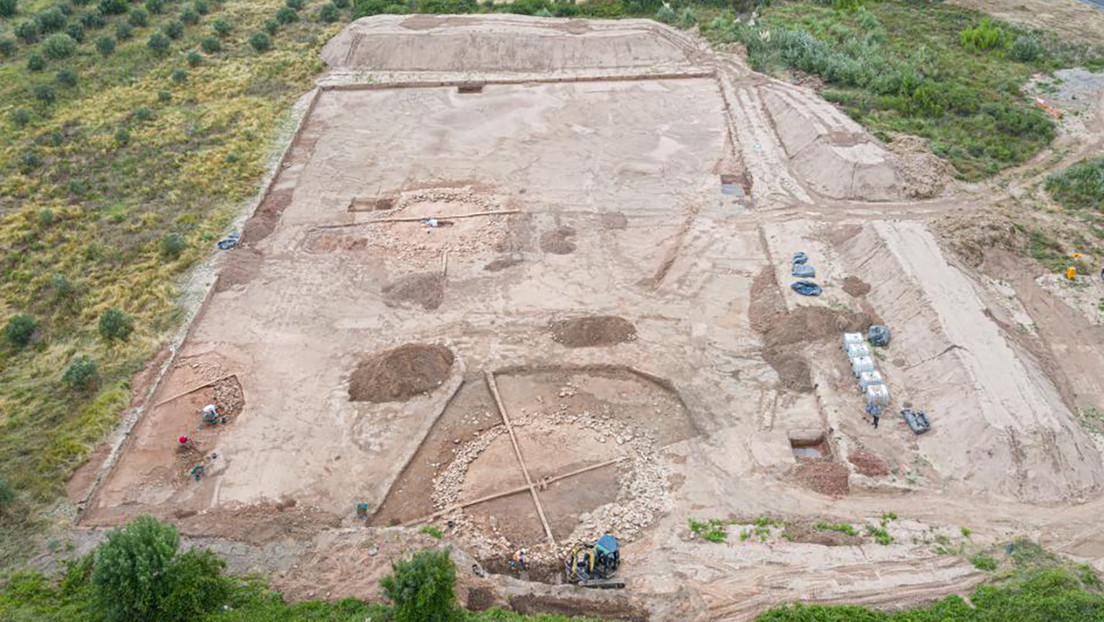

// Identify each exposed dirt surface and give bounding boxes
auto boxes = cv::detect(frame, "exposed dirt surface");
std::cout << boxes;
[549,316,637,348]
[842,276,871,298]
[849,448,891,478]
[795,461,850,496]
[782,521,863,547]
[484,256,524,272]
[349,344,455,403]
[540,226,577,255]
[509,593,649,622]
[382,272,445,310]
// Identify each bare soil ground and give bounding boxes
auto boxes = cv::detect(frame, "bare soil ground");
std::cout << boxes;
[67,14,1104,622]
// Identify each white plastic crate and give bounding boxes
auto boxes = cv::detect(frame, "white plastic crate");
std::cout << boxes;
[850,355,875,376]
[859,370,884,391]
[865,384,890,408]
[846,343,871,359]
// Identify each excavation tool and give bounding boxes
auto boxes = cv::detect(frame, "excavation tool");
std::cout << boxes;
[564,535,624,589]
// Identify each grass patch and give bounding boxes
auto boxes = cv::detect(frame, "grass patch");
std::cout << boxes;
[814,521,858,537]
[1046,157,1104,213]
[702,0,1102,180]
[972,554,998,571]
[419,525,443,539]
[866,525,893,545]
[688,518,728,543]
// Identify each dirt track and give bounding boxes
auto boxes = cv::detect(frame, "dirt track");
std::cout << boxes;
[67,14,1104,621]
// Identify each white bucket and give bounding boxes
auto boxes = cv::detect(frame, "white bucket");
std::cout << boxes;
[846,343,871,359]
[843,333,864,350]
[859,370,884,391]
[851,355,875,376]
[865,384,890,408]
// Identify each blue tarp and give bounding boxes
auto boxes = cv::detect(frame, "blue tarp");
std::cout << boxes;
[792,252,808,265]
[216,232,240,250]
[901,408,931,434]
[791,280,822,296]
[868,325,891,347]
[792,264,816,278]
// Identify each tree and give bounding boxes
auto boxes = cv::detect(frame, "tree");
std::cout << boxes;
[147,32,170,54]
[200,35,220,53]
[0,0,17,18]
[4,314,36,349]
[95,34,115,55]
[62,356,98,391]
[380,548,459,622]
[98,308,134,341]
[249,31,271,52]
[92,516,231,622]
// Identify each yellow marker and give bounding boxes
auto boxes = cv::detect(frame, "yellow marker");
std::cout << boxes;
[1067,266,1077,280]
[1072,252,1082,259]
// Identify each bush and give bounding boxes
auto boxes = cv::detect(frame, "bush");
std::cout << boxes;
[676,6,696,28]
[147,32,170,54]
[4,314,36,349]
[334,0,350,8]
[262,19,278,34]
[26,52,45,71]
[79,9,107,29]
[200,35,220,52]
[1046,157,1104,211]
[286,0,304,9]
[212,18,231,36]
[960,17,1007,52]
[0,0,16,18]
[62,356,98,391]
[171,68,188,82]
[16,20,40,43]
[163,19,184,38]
[1010,35,1040,62]
[95,34,115,55]
[655,4,674,23]
[10,109,32,127]
[0,479,16,514]
[98,308,134,341]
[91,517,173,620]
[971,554,998,571]
[145,0,163,13]
[18,151,38,172]
[56,68,78,87]
[249,30,271,52]
[160,232,187,259]
[276,6,298,23]
[318,2,339,21]
[158,89,172,102]
[52,273,76,298]
[193,0,207,14]
[65,21,85,41]
[33,83,56,104]
[0,38,15,57]
[35,7,67,32]
[114,22,132,39]
[133,105,153,121]
[380,549,459,622]
[43,33,77,58]
[179,7,198,24]
[128,7,147,26]
[114,127,129,145]
[99,0,127,14]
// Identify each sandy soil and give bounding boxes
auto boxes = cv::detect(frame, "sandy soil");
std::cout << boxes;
[66,14,1104,622]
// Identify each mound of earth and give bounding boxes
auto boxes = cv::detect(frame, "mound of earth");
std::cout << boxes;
[842,276,871,298]
[349,344,455,403]
[849,448,890,477]
[484,256,524,272]
[795,461,849,496]
[382,272,445,310]
[540,227,577,255]
[550,316,637,348]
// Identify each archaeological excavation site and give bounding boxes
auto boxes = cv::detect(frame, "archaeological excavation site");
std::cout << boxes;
[71,14,1104,621]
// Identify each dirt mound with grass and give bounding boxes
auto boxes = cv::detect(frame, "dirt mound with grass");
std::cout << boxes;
[849,448,890,477]
[550,316,637,348]
[349,344,455,403]
[382,272,445,310]
[842,276,871,298]
[749,266,872,392]
[540,227,577,255]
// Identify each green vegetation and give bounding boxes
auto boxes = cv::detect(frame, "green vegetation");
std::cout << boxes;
[420,525,444,539]
[971,554,998,571]
[689,517,729,543]
[702,0,1102,179]
[814,522,858,537]
[381,548,459,622]
[97,308,134,342]
[4,314,37,349]
[866,525,892,545]
[1046,157,1104,213]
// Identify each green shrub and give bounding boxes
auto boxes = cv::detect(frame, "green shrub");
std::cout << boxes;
[319,2,339,21]
[960,17,1007,52]
[171,68,188,82]
[114,22,132,39]
[114,127,129,145]
[353,0,386,15]
[200,35,220,52]
[971,554,998,571]
[160,232,187,259]
[66,21,85,41]
[10,109,32,127]
[99,0,127,15]
[0,38,15,57]
[249,30,271,52]
[98,308,134,341]
[1010,35,1040,62]
[4,314,36,349]
[128,7,147,26]
[380,549,459,622]
[163,19,184,39]
[35,7,67,32]
[286,0,304,9]
[184,51,200,66]
[67,179,87,195]
[655,4,674,24]
[688,518,728,543]
[193,0,207,14]
[26,52,45,71]
[95,34,115,55]
[0,0,17,18]
[57,1,74,16]
[160,549,232,621]
[145,0,163,13]
[37,207,55,226]
[276,6,298,23]
[420,525,443,539]
[158,89,171,102]
[676,6,696,29]
[52,273,76,298]
[19,151,39,172]
[147,32,170,54]
[1046,157,1104,211]
[56,68,78,87]
[133,105,153,121]
[334,0,349,8]
[814,522,858,536]
[212,18,231,36]
[62,356,98,391]
[15,20,40,43]
[179,7,198,24]
[33,83,56,104]
[0,479,16,514]
[80,9,107,29]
